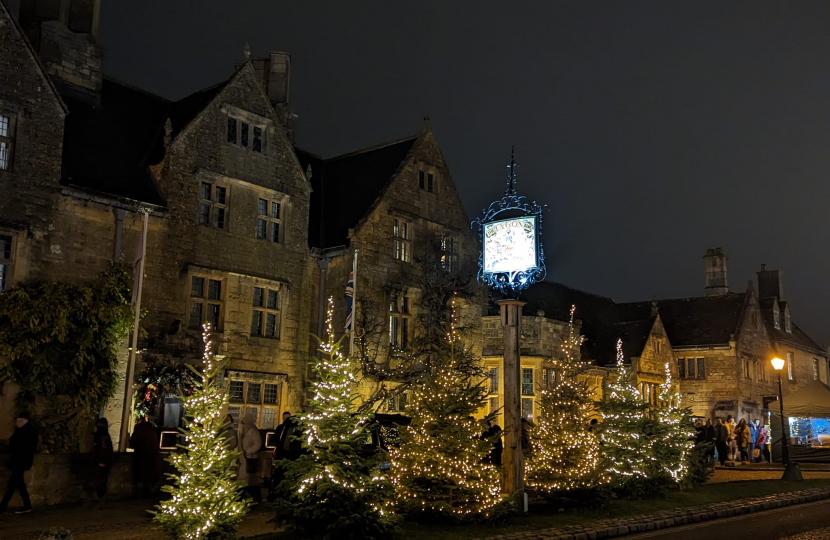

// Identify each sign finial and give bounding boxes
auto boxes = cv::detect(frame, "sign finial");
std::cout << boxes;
[506,145,518,196]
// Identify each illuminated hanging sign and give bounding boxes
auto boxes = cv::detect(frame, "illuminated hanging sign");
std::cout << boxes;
[483,216,538,274]
[472,151,547,297]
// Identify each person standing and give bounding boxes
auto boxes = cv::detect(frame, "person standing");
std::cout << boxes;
[704,419,716,464]
[725,415,737,461]
[754,420,767,463]
[748,418,759,463]
[129,418,161,498]
[238,413,263,504]
[0,411,38,514]
[735,418,751,463]
[267,412,292,502]
[714,417,729,466]
[88,417,113,500]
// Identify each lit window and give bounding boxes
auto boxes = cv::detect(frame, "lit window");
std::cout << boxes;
[251,286,281,338]
[0,114,15,171]
[256,198,282,243]
[388,294,411,350]
[441,234,458,272]
[489,396,499,415]
[198,182,228,229]
[393,219,411,262]
[189,276,222,330]
[228,378,281,429]
[229,381,244,403]
[521,397,533,419]
[489,368,498,394]
[521,368,534,396]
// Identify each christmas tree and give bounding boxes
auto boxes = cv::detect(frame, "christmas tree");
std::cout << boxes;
[388,296,502,520]
[274,298,398,540]
[599,339,654,491]
[525,306,602,494]
[154,323,248,540]
[653,361,695,484]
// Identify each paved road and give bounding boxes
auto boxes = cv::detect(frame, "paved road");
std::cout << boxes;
[627,499,830,540]
[708,469,830,483]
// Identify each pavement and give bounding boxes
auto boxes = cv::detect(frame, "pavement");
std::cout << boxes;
[625,499,830,540]
[0,497,279,539]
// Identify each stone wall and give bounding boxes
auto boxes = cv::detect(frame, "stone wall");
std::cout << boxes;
[37,20,102,97]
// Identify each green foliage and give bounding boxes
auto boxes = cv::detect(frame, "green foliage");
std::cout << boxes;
[526,306,603,495]
[134,361,199,420]
[389,298,503,521]
[687,441,714,486]
[274,299,398,540]
[0,264,134,452]
[153,325,248,540]
[652,362,696,487]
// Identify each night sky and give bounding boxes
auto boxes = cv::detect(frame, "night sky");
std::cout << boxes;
[39,1,830,343]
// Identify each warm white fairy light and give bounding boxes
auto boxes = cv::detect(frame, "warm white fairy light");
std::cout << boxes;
[654,361,695,482]
[153,322,248,540]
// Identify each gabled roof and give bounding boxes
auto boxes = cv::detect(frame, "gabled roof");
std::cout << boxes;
[297,135,417,249]
[758,298,824,355]
[617,293,747,349]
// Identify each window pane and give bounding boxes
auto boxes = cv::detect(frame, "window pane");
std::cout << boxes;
[387,397,396,412]
[251,310,262,335]
[207,303,220,327]
[227,117,237,143]
[208,279,221,300]
[267,290,279,310]
[241,122,249,148]
[215,186,226,205]
[697,358,705,379]
[247,383,261,404]
[229,381,244,402]
[253,287,264,307]
[257,219,267,239]
[402,221,409,240]
[189,301,203,329]
[0,263,6,291]
[191,276,205,297]
[262,408,276,429]
[521,398,534,419]
[393,219,399,237]
[427,173,434,193]
[199,203,211,225]
[677,358,686,379]
[418,170,425,189]
[489,368,498,394]
[215,207,226,229]
[271,202,280,219]
[264,383,279,404]
[389,316,399,346]
[402,296,409,314]
[0,141,7,170]
[227,406,241,426]
[0,115,8,137]
[389,294,398,312]
[685,359,694,379]
[270,222,279,243]
[401,318,409,350]
[253,126,262,152]
[0,235,12,261]
[398,393,408,410]
[201,182,212,200]
[258,199,267,216]
[522,368,533,395]
[265,313,277,337]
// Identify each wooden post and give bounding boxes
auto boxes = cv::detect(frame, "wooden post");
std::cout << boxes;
[499,299,526,504]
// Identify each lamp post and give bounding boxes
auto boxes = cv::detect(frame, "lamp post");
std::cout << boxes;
[771,357,802,481]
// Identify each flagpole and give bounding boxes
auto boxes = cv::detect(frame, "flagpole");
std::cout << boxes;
[119,209,148,451]
[350,249,358,356]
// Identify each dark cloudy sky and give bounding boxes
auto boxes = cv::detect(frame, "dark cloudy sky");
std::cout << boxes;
[50,1,830,343]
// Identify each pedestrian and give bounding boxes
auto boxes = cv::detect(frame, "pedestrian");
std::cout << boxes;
[129,418,161,498]
[267,412,293,502]
[748,418,759,463]
[704,419,716,464]
[272,412,291,461]
[0,411,38,514]
[86,417,113,501]
[726,414,737,461]
[735,418,751,463]
[221,414,238,451]
[480,420,503,466]
[238,413,263,504]
[714,417,729,466]
[754,420,767,463]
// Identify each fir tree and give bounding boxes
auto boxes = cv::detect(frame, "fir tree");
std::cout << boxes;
[653,361,696,484]
[599,339,655,491]
[275,298,398,540]
[525,306,603,494]
[154,323,248,540]
[388,296,502,520]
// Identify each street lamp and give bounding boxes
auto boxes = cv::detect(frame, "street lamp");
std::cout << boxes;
[771,357,802,481]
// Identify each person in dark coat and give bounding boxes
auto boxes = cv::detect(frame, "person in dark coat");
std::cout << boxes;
[704,419,716,463]
[87,417,113,500]
[0,411,38,514]
[714,417,730,466]
[129,418,161,497]
[480,422,503,467]
[268,412,293,502]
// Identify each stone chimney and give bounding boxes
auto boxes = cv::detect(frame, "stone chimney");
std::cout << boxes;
[18,0,103,101]
[703,248,729,296]
[757,264,784,300]
[245,51,297,143]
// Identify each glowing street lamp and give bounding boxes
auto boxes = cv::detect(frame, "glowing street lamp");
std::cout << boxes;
[771,357,802,481]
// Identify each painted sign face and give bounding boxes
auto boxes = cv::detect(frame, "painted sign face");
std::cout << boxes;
[482,216,538,274]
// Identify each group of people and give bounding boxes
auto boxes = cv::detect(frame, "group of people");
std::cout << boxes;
[696,415,770,466]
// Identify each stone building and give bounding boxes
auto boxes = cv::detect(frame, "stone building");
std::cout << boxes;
[0,0,313,444]
[297,121,481,410]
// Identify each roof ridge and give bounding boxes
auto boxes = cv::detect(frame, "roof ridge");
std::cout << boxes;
[103,76,172,104]
[325,134,418,162]
[175,79,229,104]
[619,291,746,305]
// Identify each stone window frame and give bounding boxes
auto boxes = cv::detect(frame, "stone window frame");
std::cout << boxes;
[198,180,229,230]
[388,291,411,350]
[251,282,284,340]
[256,197,284,244]
[224,370,286,429]
[417,165,438,194]
[0,231,15,292]
[187,268,225,332]
[223,105,270,154]
[393,218,412,263]
[440,233,458,272]
[521,367,534,396]
[0,111,16,171]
